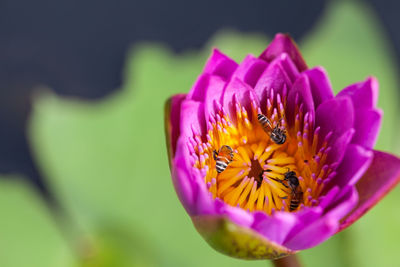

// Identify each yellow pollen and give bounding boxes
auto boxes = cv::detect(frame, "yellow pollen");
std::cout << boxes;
[192,93,334,214]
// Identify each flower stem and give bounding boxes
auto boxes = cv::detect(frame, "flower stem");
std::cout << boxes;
[272,255,302,267]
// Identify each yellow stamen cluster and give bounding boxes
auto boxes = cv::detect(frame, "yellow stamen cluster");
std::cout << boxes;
[191,90,334,214]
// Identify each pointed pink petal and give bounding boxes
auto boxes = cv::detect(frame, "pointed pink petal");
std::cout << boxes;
[165,94,187,159]
[352,108,382,149]
[278,53,300,82]
[179,100,206,139]
[222,77,256,118]
[286,73,315,127]
[233,54,268,88]
[254,56,293,111]
[172,137,198,215]
[283,217,338,250]
[337,76,378,109]
[339,151,400,231]
[303,67,334,108]
[214,199,254,227]
[315,96,354,143]
[202,74,227,122]
[284,186,357,250]
[326,128,355,166]
[252,211,299,245]
[259,33,307,71]
[331,144,373,188]
[187,49,237,101]
[203,48,238,80]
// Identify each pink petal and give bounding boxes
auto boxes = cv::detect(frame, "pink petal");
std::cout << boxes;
[179,100,206,139]
[315,96,354,144]
[352,108,382,149]
[326,128,355,166]
[274,53,300,83]
[254,56,293,112]
[333,144,373,188]
[323,186,359,222]
[251,211,299,245]
[214,199,254,227]
[187,49,237,101]
[222,77,257,118]
[283,217,338,250]
[203,48,238,80]
[172,137,198,215]
[194,177,218,215]
[165,94,187,158]
[233,54,268,88]
[259,33,307,71]
[202,74,227,122]
[337,76,378,109]
[286,73,315,127]
[284,187,357,250]
[303,67,334,108]
[280,207,323,244]
[339,151,400,231]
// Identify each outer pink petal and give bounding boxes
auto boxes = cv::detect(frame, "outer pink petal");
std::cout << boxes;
[202,74,227,122]
[284,186,358,250]
[283,217,338,250]
[251,212,299,245]
[352,108,382,149]
[333,144,373,188]
[179,100,206,139]
[259,33,307,72]
[203,48,238,80]
[214,199,254,227]
[315,96,354,144]
[326,128,355,166]
[233,54,268,88]
[222,77,257,119]
[277,53,300,82]
[339,151,400,231]
[336,76,378,109]
[172,137,198,215]
[254,56,293,111]
[286,73,315,127]
[187,49,237,101]
[165,94,187,159]
[303,67,334,108]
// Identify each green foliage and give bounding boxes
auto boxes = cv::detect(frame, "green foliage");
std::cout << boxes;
[0,0,395,266]
[301,0,400,152]
[0,178,75,267]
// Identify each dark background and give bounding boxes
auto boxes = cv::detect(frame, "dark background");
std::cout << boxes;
[0,0,398,200]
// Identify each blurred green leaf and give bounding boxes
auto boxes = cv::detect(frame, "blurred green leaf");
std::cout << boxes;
[301,1,400,266]
[28,0,399,266]
[0,178,75,267]
[301,0,400,153]
[29,33,271,267]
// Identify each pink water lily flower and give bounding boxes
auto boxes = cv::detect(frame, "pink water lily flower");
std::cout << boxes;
[164,33,400,259]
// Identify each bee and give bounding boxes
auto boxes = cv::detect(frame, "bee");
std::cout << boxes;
[213,145,234,173]
[267,170,303,211]
[257,113,286,144]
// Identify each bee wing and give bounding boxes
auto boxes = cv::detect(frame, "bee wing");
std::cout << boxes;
[220,145,234,161]
[258,114,273,131]
[266,118,273,128]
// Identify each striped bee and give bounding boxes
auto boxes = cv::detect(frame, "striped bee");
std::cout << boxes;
[268,170,303,211]
[213,145,234,173]
[257,113,286,144]
[283,171,303,211]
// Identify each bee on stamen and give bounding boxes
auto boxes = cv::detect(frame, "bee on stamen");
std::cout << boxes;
[257,113,286,144]
[213,145,234,173]
[264,169,303,211]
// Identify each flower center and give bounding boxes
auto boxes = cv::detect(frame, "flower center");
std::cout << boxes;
[190,89,335,214]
